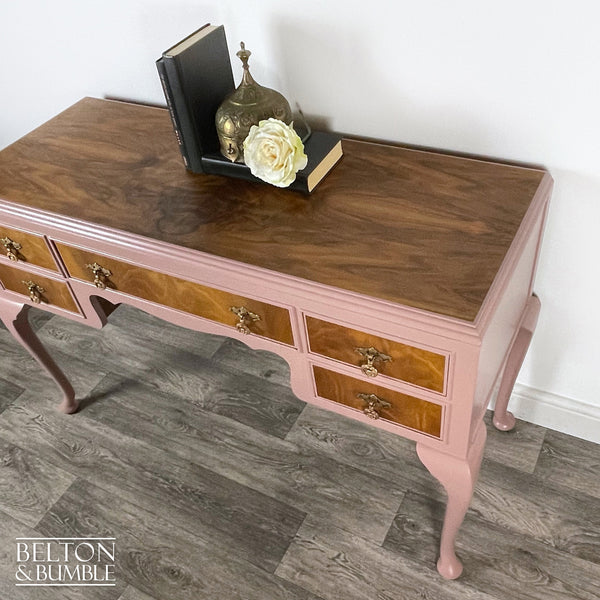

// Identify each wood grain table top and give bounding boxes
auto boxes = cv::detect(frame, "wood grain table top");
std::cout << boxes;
[0,97,547,321]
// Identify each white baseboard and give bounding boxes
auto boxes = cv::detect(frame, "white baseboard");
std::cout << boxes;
[501,383,600,444]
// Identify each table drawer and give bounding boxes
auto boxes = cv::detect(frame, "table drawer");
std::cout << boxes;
[306,315,446,393]
[313,365,443,438]
[0,225,59,272]
[55,243,294,345]
[0,263,80,314]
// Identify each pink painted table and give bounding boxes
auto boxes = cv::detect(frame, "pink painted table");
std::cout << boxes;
[0,98,552,578]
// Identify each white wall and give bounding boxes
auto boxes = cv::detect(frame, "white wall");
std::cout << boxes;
[1,1,599,441]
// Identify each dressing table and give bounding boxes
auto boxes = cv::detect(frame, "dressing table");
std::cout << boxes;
[0,98,552,579]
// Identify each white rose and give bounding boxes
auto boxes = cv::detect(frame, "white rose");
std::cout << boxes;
[243,118,308,188]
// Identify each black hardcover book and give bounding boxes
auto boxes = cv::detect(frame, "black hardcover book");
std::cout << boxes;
[156,58,190,168]
[156,24,235,172]
[201,131,344,193]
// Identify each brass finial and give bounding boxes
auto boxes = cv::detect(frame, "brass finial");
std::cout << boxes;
[237,42,251,68]
[237,42,255,85]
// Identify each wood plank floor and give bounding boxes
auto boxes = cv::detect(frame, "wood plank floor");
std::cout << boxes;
[0,304,599,600]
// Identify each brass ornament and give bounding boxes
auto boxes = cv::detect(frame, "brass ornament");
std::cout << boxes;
[86,262,112,289]
[1,236,22,262]
[21,280,45,304]
[357,392,392,419]
[230,305,261,335]
[355,346,392,377]
[215,42,292,163]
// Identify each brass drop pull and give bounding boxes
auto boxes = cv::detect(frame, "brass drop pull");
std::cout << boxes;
[356,346,392,377]
[86,262,112,289]
[21,280,45,304]
[357,392,391,419]
[1,236,22,262]
[230,306,261,335]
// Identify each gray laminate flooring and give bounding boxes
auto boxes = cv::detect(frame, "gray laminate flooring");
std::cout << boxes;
[0,304,598,600]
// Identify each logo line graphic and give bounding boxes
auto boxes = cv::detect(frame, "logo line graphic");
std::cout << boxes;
[17,583,117,587]
[15,537,117,540]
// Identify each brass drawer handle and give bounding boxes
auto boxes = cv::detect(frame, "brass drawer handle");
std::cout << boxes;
[1,236,22,262]
[356,346,392,377]
[357,392,391,419]
[230,305,261,335]
[86,262,112,289]
[21,280,45,304]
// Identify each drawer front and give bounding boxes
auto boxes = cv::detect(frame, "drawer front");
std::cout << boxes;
[0,263,80,313]
[306,316,446,393]
[313,365,443,438]
[55,243,294,345]
[0,225,58,272]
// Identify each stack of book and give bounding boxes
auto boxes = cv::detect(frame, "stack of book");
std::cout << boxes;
[156,24,343,193]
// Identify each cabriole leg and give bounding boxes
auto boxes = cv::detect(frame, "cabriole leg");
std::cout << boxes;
[493,294,541,431]
[0,299,77,413]
[416,422,486,579]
